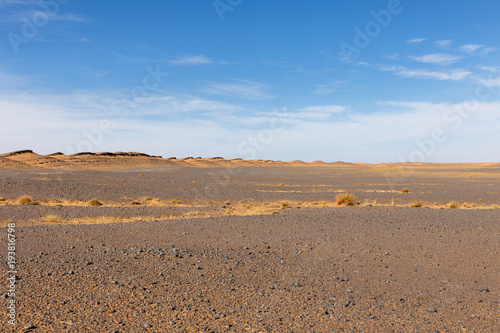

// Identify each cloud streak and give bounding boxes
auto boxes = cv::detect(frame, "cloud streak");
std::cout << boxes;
[410,53,462,66]
[202,79,274,100]
[380,65,472,81]
[169,55,213,65]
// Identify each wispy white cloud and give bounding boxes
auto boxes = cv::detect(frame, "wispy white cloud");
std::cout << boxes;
[380,65,472,81]
[0,10,89,24]
[435,39,453,48]
[1,89,499,162]
[283,105,348,120]
[298,105,348,114]
[381,54,400,61]
[313,80,346,95]
[410,53,462,66]
[406,37,427,44]
[202,79,274,100]
[169,55,213,65]
[479,47,498,56]
[459,44,483,54]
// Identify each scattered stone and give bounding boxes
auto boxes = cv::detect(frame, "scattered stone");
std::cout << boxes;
[479,288,490,293]
[24,323,37,331]
[426,307,437,313]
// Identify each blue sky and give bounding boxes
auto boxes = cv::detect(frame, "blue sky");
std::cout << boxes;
[0,0,499,162]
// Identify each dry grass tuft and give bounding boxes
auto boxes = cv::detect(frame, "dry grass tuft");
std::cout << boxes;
[409,200,423,208]
[401,188,409,193]
[281,201,289,209]
[40,214,63,223]
[278,183,285,186]
[335,193,357,206]
[448,201,459,209]
[89,198,103,207]
[131,200,141,205]
[492,204,500,209]
[17,195,39,205]
[362,199,377,207]
[170,199,182,204]
[0,197,5,202]
[139,174,146,177]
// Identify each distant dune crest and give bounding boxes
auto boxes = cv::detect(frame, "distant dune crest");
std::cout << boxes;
[0,150,497,170]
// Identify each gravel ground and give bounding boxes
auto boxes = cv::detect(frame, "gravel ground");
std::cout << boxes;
[0,165,499,332]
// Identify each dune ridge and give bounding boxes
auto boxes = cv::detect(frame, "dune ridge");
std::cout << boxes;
[0,150,498,170]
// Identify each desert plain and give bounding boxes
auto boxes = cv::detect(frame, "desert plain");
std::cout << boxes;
[0,150,499,332]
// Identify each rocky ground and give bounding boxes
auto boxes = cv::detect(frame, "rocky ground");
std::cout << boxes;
[0,161,499,332]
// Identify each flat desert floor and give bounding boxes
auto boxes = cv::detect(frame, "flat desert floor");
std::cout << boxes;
[0,152,499,332]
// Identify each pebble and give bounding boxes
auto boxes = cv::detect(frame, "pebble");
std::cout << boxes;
[24,323,37,331]
[426,307,437,313]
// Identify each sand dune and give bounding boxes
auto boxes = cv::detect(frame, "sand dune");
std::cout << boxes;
[1,150,499,170]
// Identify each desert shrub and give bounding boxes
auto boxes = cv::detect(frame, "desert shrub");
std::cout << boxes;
[278,183,285,186]
[448,201,459,209]
[401,188,409,194]
[281,201,289,208]
[131,200,141,205]
[170,199,181,204]
[41,215,62,223]
[492,204,500,209]
[0,197,5,202]
[335,193,357,206]
[17,195,37,205]
[139,174,146,177]
[410,200,423,207]
[271,211,280,214]
[89,198,103,207]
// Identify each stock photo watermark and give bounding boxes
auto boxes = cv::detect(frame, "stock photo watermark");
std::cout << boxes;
[7,0,72,54]
[339,0,407,63]
[193,108,290,202]
[6,222,17,326]
[384,74,497,188]
[213,0,243,21]
[64,64,169,154]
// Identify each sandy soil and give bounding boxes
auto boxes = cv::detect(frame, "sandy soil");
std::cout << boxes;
[0,151,499,332]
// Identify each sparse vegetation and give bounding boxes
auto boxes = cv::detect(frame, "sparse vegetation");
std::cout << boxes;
[335,193,357,206]
[0,197,5,201]
[281,201,289,208]
[272,211,280,214]
[17,195,39,205]
[448,201,459,209]
[410,200,423,208]
[41,215,62,223]
[492,204,500,209]
[278,183,285,186]
[89,198,103,207]
[401,188,409,193]
[170,199,182,204]
[362,199,377,207]
[139,174,146,177]
[131,200,141,205]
